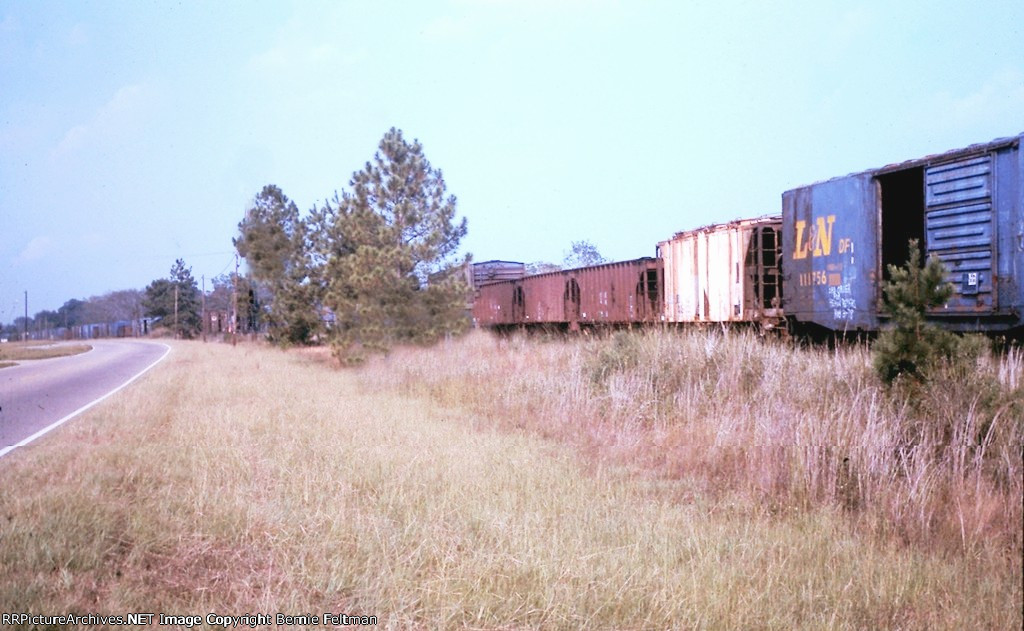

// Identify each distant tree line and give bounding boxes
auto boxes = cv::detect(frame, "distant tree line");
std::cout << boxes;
[0,261,258,341]
[1,289,145,340]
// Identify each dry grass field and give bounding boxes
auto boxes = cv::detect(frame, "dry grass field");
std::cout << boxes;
[0,331,1020,629]
[0,342,92,367]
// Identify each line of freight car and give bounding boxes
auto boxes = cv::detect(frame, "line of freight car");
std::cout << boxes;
[782,132,1023,333]
[472,132,1023,336]
[472,217,785,331]
[472,258,662,330]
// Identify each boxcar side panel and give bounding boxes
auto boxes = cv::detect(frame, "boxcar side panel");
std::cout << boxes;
[782,173,879,331]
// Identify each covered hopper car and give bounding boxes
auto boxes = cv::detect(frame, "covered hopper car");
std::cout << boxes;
[658,216,783,328]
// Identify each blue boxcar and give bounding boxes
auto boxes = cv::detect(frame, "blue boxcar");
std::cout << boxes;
[782,133,1023,332]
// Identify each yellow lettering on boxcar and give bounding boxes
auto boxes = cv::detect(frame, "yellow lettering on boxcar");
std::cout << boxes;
[812,215,836,256]
[792,215,837,260]
[792,220,808,259]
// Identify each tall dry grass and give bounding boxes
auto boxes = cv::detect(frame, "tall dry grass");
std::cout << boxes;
[361,328,1023,558]
[0,336,1019,629]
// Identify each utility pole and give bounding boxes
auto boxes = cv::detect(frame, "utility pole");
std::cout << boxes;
[201,274,207,343]
[174,285,179,340]
[231,254,238,347]
[23,291,28,342]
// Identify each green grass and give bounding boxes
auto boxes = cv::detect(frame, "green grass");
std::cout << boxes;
[0,335,1020,629]
[0,341,92,364]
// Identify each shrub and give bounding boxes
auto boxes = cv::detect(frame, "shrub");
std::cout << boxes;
[873,239,956,383]
[586,329,644,384]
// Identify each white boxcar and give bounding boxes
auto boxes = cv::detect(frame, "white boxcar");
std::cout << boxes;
[658,216,783,325]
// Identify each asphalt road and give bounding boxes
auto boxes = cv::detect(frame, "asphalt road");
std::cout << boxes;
[0,340,170,459]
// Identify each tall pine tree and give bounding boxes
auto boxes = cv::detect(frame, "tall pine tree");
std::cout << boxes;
[319,128,469,361]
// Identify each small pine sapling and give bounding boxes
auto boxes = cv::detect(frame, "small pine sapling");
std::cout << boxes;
[873,239,956,383]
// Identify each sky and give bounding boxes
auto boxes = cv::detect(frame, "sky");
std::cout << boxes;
[1,0,1023,319]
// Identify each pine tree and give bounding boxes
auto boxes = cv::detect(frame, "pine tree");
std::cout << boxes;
[143,258,201,338]
[873,239,956,383]
[234,185,319,345]
[319,128,469,361]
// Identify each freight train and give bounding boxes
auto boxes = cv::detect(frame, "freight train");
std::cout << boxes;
[472,133,1024,335]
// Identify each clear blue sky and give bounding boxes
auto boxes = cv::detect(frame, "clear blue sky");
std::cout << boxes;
[2,0,1022,318]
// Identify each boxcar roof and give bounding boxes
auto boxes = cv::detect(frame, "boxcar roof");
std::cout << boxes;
[787,132,1022,191]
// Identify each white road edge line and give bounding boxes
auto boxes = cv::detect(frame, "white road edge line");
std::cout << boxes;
[0,342,172,460]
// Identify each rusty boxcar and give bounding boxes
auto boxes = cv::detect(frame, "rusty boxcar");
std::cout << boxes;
[782,133,1023,332]
[658,217,783,326]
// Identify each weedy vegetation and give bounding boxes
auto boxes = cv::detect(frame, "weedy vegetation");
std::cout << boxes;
[372,329,1023,554]
[0,333,1020,629]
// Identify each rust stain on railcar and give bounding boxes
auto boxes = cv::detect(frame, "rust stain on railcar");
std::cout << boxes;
[658,216,783,327]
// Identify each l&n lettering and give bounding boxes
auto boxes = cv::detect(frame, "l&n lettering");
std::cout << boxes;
[792,214,836,259]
